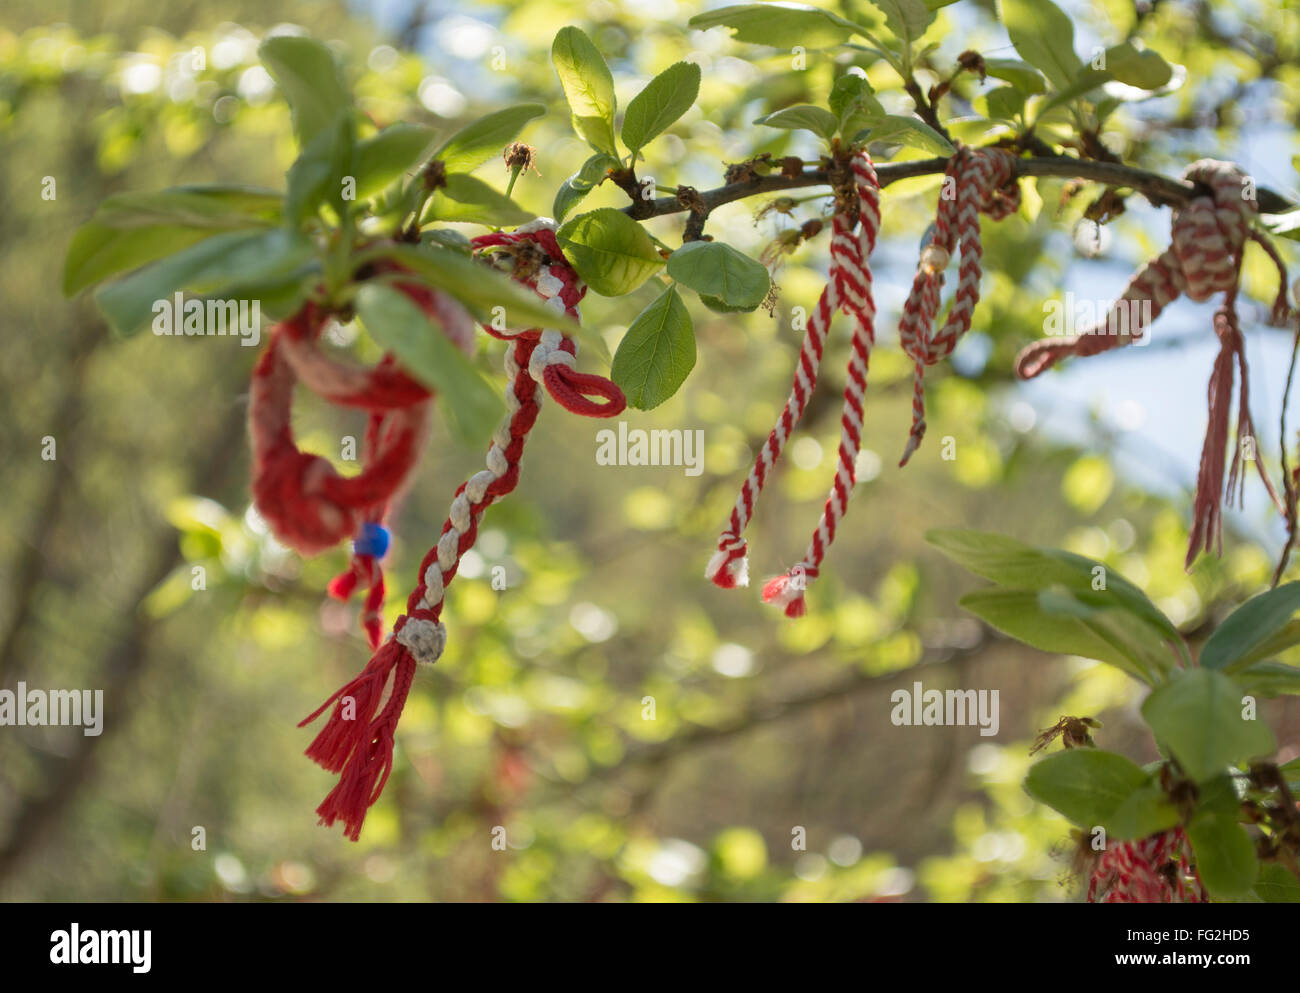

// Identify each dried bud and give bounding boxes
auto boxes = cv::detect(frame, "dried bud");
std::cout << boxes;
[957,49,986,81]
[422,159,447,191]
[504,141,536,173]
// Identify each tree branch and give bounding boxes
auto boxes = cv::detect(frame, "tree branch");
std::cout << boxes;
[629,154,1298,221]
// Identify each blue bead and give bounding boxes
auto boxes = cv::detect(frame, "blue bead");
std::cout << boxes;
[354,522,391,559]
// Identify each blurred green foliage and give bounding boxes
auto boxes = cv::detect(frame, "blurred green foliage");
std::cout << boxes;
[0,0,1297,902]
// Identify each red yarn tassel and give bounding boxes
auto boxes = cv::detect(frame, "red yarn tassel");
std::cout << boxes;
[299,640,415,840]
[761,570,810,618]
[1186,318,1236,568]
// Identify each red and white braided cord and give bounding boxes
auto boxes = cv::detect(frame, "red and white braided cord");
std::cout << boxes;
[1087,828,1206,903]
[897,147,1020,465]
[1013,159,1289,567]
[762,155,883,616]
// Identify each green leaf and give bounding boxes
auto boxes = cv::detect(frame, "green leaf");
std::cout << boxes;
[285,113,356,226]
[551,27,617,155]
[1024,749,1151,831]
[1233,661,1300,697]
[1103,41,1173,90]
[754,105,840,142]
[983,85,1026,122]
[688,4,871,48]
[1263,210,1300,242]
[983,57,1047,95]
[621,61,701,157]
[556,207,664,297]
[862,0,933,47]
[1141,668,1276,781]
[1186,812,1258,900]
[553,153,618,223]
[666,241,769,310]
[355,283,503,446]
[610,285,694,410]
[925,528,1180,648]
[1255,863,1300,902]
[354,124,437,200]
[1106,781,1181,841]
[94,186,282,230]
[864,115,954,155]
[375,243,587,343]
[427,174,533,226]
[258,35,351,147]
[1200,582,1300,671]
[958,588,1169,685]
[830,74,885,139]
[93,229,314,337]
[64,223,216,297]
[998,0,1084,92]
[433,104,545,175]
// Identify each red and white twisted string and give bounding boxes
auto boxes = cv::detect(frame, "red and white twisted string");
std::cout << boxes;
[1087,828,1206,903]
[1013,159,1291,568]
[705,151,881,617]
[896,146,1020,465]
[298,220,624,840]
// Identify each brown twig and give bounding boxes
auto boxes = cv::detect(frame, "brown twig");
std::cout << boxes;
[628,154,1298,223]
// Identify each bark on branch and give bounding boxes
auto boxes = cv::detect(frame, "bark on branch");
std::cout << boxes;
[630,153,1298,221]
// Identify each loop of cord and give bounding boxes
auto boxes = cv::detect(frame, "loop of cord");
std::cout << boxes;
[704,150,884,617]
[1011,159,1292,567]
[299,220,626,840]
[249,276,476,646]
[896,145,1021,465]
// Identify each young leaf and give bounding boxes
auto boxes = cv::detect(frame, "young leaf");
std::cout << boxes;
[376,243,585,342]
[998,0,1085,92]
[552,27,618,155]
[958,588,1169,685]
[1232,661,1300,697]
[925,528,1181,648]
[554,153,619,223]
[754,105,840,142]
[258,36,351,147]
[426,174,533,226]
[433,104,545,175]
[94,186,282,230]
[1141,668,1277,781]
[688,4,870,48]
[65,223,217,298]
[610,285,694,410]
[1186,813,1258,900]
[1105,781,1181,841]
[93,228,314,337]
[666,241,769,310]
[285,113,356,225]
[355,283,503,446]
[1200,582,1300,671]
[862,0,933,49]
[1023,749,1154,832]
[1255,862,1300,902]
[1103,42,1173,90]
[983,86,1026,122]
[354,123,437,200]
[830,74,885,139]
[983,57,1047,95]
[622,61,701,157]
[864,115,954,155]
[556,207,665,296]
